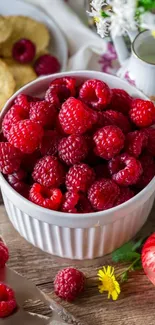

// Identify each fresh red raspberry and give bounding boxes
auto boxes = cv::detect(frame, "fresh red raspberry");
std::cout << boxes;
[2,105,28,139]
[7,169,27,192]
[97,110,131,134]
[94,163,110,179]
[0,283,17,318]
[109,153,143,186]
[54,267,85,301]
[21,150,41,172]
[32,156,65,188]
[109,88,132,115]
[93,126,125,160]
[66,163,95,193]
[34,54,60,76]
[50,77,76,97]
[12,38,36,63]
[76,194,93,213]
[58,135,88,165]
[58,97,97,135]
[115,187,134,206]
[14,94,30,111]
[29,100,56,128]
[29,183,62,210]
[0,142,22,174]
[8,120,44,154]
[129,99,155,127]
[40,130,61,156]
[125,130,148,157]
[136,154,155,189]
[79,79,112,110]
[45,84,71,109]
[61,191,79,213]
[0,241,9,268]
[88,178,120,211]
[143,128,155,156]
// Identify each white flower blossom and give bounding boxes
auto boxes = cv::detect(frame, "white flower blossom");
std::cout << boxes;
[90,0,108,11]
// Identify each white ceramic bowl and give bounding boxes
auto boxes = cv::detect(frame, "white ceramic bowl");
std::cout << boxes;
[0,71,155,260]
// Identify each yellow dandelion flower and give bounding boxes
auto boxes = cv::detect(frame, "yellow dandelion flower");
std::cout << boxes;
[152,30,155,39]
[98,266,120,301]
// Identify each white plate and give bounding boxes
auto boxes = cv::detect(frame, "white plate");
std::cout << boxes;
[0,0,68,72]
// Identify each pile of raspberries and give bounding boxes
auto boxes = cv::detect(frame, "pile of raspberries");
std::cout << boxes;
[0,77,155,213]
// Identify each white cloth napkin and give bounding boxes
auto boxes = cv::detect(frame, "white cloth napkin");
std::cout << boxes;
[24,0,107,70]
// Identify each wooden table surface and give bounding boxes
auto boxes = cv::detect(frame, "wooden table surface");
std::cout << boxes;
[1,202,155,325]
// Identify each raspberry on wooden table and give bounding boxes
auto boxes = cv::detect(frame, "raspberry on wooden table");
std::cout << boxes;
[88,178,120,211]
[8,120,44,154]
[129,99,155,127]
[40,130,61,156]
[58,135,88,165]
[125,130,148,157]
[115,187,134,206]
[34,54,60,76]
[109,153,143,186]
[7,169,27,193]
[0,241,9,268]
[12,38,36,63]
[32,156,65,188]
[0,283,17,318]
[61,191,79,213]
[93,125,125,160]
[136,154,155,189]
[54,267,85,301]
[45,84,70,109]
[109,88,132,115]
[58,97,97,135]
[50,77,76,97]
[2,105,29,139]
[66,163,95,193]
[0,142,22,175]
[29,183,62,210]
[97,110,131,134]
[29,100,56,128]
[79,79,112,110]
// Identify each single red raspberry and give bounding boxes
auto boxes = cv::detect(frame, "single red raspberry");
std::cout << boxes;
[0,142,22,174]
[21,150,41,172]
[94,163,110,179]
[109,88,132,115]
[93,126,125,160]
[45,84,71,109]
[109,153,143,186]
[2,105,29,139]
[12,38,36,63]
[34,54,60,76]
[58,97,97,135]
[115,187,134,206]
[32,156,65,188]
[136,154,155,189]
[61,191,79,213]
[54,267,85,301]
[143,128,155,156]
[66,163,95,193]
[0,241,9,268]
[58,135,88,165]
[0,283,17,318]
[40,130,61,156]
[29,100,56,128]
[76,194,93,213]
[79,79,112,110]
[88,178,120,211]
[29,183,62,210]
[50,77,76,97]
[7,168,27,192]
[129,99,155,128]
[97,110,131,134]
[8,120,44,154]
[14,94,30,111]
[125,130,148,157]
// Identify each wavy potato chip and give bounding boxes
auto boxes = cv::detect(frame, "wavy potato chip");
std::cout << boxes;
[0,16,50,57]
[4,59,37,91]
[0,16,12,43]
[0,59,15,110]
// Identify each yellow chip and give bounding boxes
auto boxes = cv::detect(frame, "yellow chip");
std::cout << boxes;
[0,16,50,57]
[0,59,15,110]
[0,16,12,44]
[4,59,37,91]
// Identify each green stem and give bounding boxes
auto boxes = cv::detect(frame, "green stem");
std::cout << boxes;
[117,256,141,278]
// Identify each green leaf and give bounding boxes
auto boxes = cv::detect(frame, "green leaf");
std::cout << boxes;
[112,242,140,263]
[120,271,128,283]
[132,260,142,271]
[132,238,145,252]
